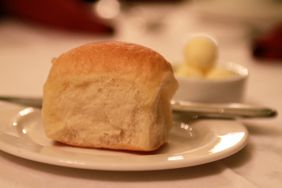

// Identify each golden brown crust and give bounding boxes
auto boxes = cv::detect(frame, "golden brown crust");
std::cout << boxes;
[48,41,173,80]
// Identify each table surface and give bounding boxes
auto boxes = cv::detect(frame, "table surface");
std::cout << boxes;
[1,2,282,188]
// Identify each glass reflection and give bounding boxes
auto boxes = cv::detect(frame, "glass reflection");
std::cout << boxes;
[180,122,193,137]
[19,107,35,117]
[94,0,121,19]
[168,155,184,161]
[210,132,245,153]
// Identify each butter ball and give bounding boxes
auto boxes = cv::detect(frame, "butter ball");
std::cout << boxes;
[175,64,204,79]
[206,67,239,80]
[184,35,218,73]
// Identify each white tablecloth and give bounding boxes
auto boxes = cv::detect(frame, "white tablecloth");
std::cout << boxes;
[1,2,282,188]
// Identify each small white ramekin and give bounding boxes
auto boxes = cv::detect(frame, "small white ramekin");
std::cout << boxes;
[173,63,248,103]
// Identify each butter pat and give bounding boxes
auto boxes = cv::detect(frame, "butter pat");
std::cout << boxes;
[184,35,218,73]
[206,67,239,80]
[175,64,204,79]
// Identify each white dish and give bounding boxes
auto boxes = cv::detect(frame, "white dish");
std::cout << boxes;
[174,62,248,103]
[0,101,248,171]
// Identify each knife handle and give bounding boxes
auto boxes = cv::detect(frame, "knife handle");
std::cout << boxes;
[171,100,277,119]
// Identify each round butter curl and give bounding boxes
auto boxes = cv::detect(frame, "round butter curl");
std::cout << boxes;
[184,35,218,74]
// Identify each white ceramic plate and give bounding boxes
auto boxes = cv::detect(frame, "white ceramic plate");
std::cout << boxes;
[0,101,248,171]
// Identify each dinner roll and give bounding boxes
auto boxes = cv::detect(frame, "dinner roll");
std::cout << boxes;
[42,41,178,151]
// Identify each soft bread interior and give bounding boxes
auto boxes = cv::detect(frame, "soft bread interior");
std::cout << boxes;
[43,71,177,151]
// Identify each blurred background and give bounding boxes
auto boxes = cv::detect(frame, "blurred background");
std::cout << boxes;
[0,0,281,97]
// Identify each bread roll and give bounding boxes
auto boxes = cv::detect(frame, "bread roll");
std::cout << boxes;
[42,41,178,151]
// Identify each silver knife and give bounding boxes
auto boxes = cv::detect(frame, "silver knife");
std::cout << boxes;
[0,96,277,119]
[171,100,277,119]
